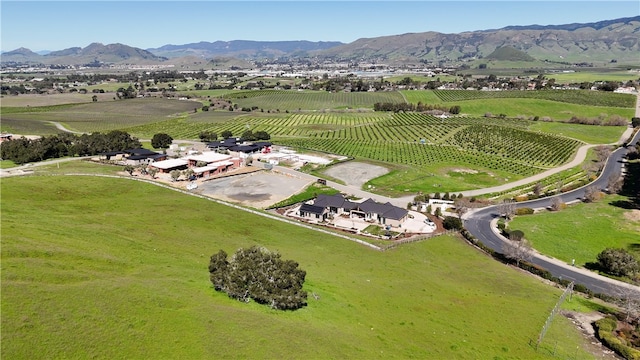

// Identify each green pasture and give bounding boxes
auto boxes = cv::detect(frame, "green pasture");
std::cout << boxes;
[1,98,199,135]
[545,70,640,84]
[0,92,115,107]
[1,175,598,359]
[509,194,640,267]
[0,118,61,135]
[429,89,635,108]
[225,90,405,111]
[529,122,627,144]
[457,99,632,121]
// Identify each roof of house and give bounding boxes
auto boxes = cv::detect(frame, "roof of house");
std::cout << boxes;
[185,151,231,163]
[124,148,159,156]
[150,159,188,170]
[229,144,261,153]
[314,194,353,209]
[299,203,326,216]
[315,194,407,220]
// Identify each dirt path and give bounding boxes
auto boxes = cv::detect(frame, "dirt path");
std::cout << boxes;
[49,121,84,134]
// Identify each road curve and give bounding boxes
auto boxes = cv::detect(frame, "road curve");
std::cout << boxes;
[464,128,640,295]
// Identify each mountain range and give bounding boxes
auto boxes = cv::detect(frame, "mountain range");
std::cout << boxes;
[2,16,639,67]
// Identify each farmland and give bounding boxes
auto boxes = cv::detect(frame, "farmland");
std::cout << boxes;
[1,89,633,194]
[1,174,600,359]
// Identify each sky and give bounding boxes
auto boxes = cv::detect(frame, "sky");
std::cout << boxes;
[1,1,639,52]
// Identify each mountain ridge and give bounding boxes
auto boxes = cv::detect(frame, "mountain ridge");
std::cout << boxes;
[2,16,639,66]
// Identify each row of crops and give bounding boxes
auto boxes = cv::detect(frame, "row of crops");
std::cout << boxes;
[427,89,635,108]
[222,90,405,111]
[122,112,581,177]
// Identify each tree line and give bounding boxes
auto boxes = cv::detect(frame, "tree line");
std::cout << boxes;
[0,130,141,164]
[374,102,460,114]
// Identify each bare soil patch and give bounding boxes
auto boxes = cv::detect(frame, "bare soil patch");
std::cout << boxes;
[324,162,389,188]
[623,209,640,222]
[196,171,312,209]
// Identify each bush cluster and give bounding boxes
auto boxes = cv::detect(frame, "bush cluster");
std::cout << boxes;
[515,208,534,215]
[596,248,639,278]
[594,316,640,360]
[209,246,308,310]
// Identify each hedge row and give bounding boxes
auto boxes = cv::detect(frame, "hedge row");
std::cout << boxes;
[594,316,640,360]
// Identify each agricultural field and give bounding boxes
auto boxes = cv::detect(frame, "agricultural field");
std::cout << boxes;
[1,97,202,135]
[509,194,640,267]
[122,111,584,194]
[222,90,406,111]
[528,122,627,144]
[0,92,116,107]
[400,90,635,120]
[1,175,601,359]
[544,70,640,84]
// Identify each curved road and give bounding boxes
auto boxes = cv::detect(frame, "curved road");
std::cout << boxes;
[465,128,640,295]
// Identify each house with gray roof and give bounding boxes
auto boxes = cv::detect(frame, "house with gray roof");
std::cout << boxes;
[311,194,408,227]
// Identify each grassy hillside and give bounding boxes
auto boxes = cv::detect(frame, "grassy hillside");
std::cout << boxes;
[1,175,597,359]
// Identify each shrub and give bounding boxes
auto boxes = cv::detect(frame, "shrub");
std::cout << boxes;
[515,208,534,215]
[594,316,640,360]
[514,195,528,202]
[596,248,639,277]
[508,230,524,241]
[442,216,462,230]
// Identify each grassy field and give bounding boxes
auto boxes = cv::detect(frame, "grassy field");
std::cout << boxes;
[509,194,640,266]
[528,122,627,144]
[1,98,201,134]
[1,174,599,359]
[545,70,640,84]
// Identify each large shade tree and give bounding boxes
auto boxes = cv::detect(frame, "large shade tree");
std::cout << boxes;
[209,246,307,310]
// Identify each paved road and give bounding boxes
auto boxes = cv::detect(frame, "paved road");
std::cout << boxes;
[464,128,640,295]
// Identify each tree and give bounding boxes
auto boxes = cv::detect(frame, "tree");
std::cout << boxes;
[532,182,543,197]
[442,216,462,230]
[148,167,158,179]
[607,172,623,194]
[454,197,471,219]
[597,248,639,277]
[199,131,217,142]
[434,207,442,218]
[632,117,640,128]
[498,199,516,221]
[170,169,181,182]
[610,285,640,322]
[503,239,533,267]
[221,130,233,139]
[508,229,524,241]
[209,246,308,310]
[92,95,98,102]
[151,133,173,149]
[123,164,135,176]
[550,197,564,211]
[583,185,602,203]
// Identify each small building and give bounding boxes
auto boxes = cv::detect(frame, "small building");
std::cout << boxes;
[150,158,189,173]
[0,133,14,142]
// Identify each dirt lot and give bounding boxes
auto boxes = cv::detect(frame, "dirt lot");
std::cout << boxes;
[324,161,389,188]
[196,171,312,209]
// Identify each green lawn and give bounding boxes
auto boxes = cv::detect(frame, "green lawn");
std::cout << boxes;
[509,194,640,266]
[1,174,598,359]
[1,159,18,168]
